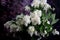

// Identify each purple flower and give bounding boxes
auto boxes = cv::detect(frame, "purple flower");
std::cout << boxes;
[1,0,33,19]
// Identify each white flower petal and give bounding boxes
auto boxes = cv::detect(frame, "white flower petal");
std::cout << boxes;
[16,14,24,19]
[34,10,42,17]
[25,5,30,11]
[31,15,41,25]
[28,26,35,37]
[44,3,51,11]
[31,0,41,7]
[10,24,21,32]
[23,15,31,26]
[40,32,46,37]
[47,21,50,24]
[30,10,42,25]
[34,31,38,35]
[52,29,59,35]
[44,30,47,34]
[40,0,47,4]
[16,18,25,26]
[4,21,13,29]
[37,37,42,40]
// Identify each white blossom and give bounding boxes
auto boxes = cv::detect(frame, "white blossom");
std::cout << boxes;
[4,21,13,29]
[40,30,47,37]
[44,3,51,11]
[40,32,46,37]
[34,31,38,36]
[52,29,59,35]
[37,37,42,40]
[52,7,55,11]
[40,0,47,7]
[44,30,47,34]
[40,33,45,37]
[33,10,42,17]
[23,15,31,26]
[34,31,40,36]
[31,0,41,7]
[16,14,24,20]
[16,19,24,26]
[28,26,35,37]
[40,0,47,4]
[25,5,30,11]
[10,24,21,32]
[40,3,45,8]
[31,15,41,25]
[39,0,51,11]
[30,10,41,25]
[47,21,50,24]
[31,0,47,7]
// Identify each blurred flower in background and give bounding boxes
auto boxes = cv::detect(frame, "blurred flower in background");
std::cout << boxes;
[1,0,33,19]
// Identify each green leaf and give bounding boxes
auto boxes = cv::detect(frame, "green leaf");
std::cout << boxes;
[46,27,52,32]
[51,19,59,25]
[46,13,51,19]
[51,14,56,20]
[44,22,52,32]
[39,25,44,32]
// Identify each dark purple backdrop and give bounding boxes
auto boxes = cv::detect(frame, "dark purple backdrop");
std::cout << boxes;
[0,0,60,40]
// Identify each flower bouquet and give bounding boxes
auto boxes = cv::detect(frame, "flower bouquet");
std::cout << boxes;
[4,0,59,40]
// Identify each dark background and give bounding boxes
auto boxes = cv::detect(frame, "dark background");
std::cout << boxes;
[0,0,60,40]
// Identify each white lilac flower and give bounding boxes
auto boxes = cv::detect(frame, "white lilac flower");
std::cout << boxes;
[34,31,38,36]
[16,19,22,25]
[40,30,47,37]
[28,26,35,37]
[52,7,55,11]
[37,37,42,40]
[52,29,59,35]
[40,0,47,7]
[31,15,41,25]
[40,3,45,8]
[47,21,50,24]
[4,21,13,29]
[40,0,51,11]
[40,32,46,37]
[16,18,24,26]
[30,10,41,25]
[44,30,47,34]
[25,5,30,11]
[16,14,24,20]
[10,24,21,32]
[33,10,42,17]
[23,15,31,26]
[43,3,51,11]
[34,31,40,36]
[40,0,47,4]
[31,0,41,7]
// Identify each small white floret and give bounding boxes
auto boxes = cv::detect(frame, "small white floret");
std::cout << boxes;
[23,15,31,26]
[25,5,30,11]
[31,0,41,7]
[28,26,35,37]
[47,21,50,24]
[52,29,59,35]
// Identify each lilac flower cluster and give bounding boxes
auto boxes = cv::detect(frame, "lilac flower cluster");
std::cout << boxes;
[3,0,59,40]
